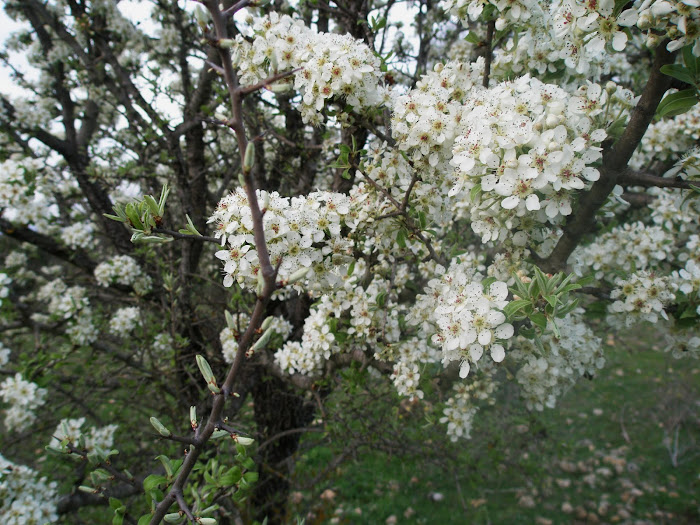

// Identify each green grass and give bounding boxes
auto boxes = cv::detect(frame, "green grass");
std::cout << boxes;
[290,338,700,524]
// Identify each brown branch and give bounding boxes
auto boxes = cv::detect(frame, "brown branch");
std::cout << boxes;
[0,217,97,273]
[149,2,281,521]
[618,169,700,190]
[482,19,495,88]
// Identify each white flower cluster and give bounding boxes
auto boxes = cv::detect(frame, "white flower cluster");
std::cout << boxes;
[510,313,604,411]
[442,0,535,29]
[676,259,700,308]
[0,343,9,367]
[439,375,497,442]
[630,104,700,171]
[220,313,292,363]
[443,0,639,77]
[608,271,677,327]
[94,255,152,294]
[276,271,403,376]
[649,187,700,239]
[60,221,94,249]
[664,331,700,359]
[210,188,355,292]
[49,417,119,452]
[109,306,141,335]
[392,60,483,171]
[409,256,514,379]
[0,157,56,231]
[275,308,339,375]
[32,277,99,345]
[36,279,90,320]
[0,273,10,305]
[448,76,606,243]
[152,333,174,354]
[390,362,424,400]
[0,453,58,525]
[230,12,385,124]
[0,373,47,431]
[571,222,671,281]
[634,0,700,53]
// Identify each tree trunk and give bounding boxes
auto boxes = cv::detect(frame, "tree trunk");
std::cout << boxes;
[250,372,316,524]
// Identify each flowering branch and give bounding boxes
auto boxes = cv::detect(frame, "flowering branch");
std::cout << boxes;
[149,1,283,522]
[542,43,677,273]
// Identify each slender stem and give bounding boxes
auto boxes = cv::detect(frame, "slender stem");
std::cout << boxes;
[153,227,221,244]
[618,169,700,190]
[149,2,282,522]
[482,19,495,88]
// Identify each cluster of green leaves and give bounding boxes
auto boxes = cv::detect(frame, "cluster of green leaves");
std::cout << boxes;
[504,267,583,344]
[104,184,203,244]
[330,135,366,180]
[134,439,257,525]
[658,45,700,118]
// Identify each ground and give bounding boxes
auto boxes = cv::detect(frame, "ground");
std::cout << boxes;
[290,333,700,524]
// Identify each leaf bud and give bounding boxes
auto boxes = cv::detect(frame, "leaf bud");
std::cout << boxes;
[150,417,172,437]
[195,355,216,386]
[234,435,255,446]
[287,267,309,285]
[260,316,273,332]
[243,141,255,173]
[190,406,198,429]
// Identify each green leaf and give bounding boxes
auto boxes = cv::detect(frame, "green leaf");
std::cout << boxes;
[469,183,482,202]
[683,44,700,77]
[660,64,696,86]
[530,312,548,331]
[138,515,152,525]
[243,471,259,483]
[464,31,480,44]
[143,474,167,493]
[656,89,699,118]
[679,306,698,319]
[396,227,407,248]
[550,319,561,339]
[544,295,558,309]
[534,267,550,295]
[112,514,125,525]
[418,211,427,230]
[221,466,242,486]
[503,299,532,318]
